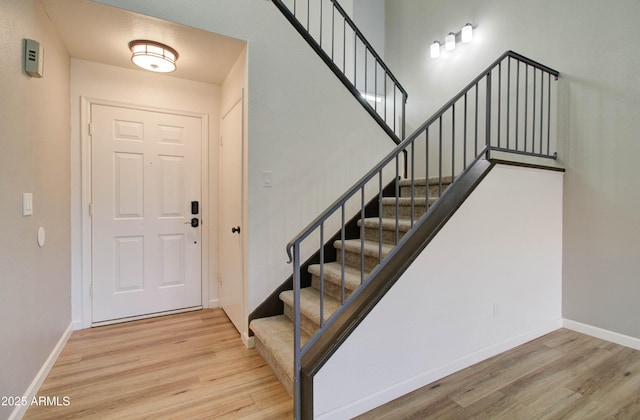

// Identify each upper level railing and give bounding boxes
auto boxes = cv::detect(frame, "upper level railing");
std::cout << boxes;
[286,50,559,418]
[272,0,408,143]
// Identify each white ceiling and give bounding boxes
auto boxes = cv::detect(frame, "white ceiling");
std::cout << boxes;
[40,0,246,85]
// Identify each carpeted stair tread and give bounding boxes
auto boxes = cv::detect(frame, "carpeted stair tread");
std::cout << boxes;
[333,238,394,258]
[398,175,453,187]
[280,287,342,325]
[308,262,362,291]
[381,196,439,205]
[359,217,413,231]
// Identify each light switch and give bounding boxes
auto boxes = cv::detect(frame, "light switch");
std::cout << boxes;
[23,193,33,216]
[261,170,273,188]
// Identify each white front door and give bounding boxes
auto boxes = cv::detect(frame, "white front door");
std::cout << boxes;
[91,104,202,323]
[219,95,244,334]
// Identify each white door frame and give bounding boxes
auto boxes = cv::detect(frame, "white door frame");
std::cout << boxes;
[219,90,250,346]
[80,97,210,328]
[219,91,244,336]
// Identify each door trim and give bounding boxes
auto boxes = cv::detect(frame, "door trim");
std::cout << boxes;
[80,97,210,328]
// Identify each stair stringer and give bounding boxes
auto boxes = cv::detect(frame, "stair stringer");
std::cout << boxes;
[299,158,494,418]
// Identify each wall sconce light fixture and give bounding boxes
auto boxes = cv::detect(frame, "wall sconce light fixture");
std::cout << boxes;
[445,33,456,52]
[129,40,179,73]
[430,41,441,59]
[461,23,473,44]
[430,23,474,59]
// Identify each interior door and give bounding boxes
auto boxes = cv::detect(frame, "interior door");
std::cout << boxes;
[91,104,202,323]
[219,95,244,334]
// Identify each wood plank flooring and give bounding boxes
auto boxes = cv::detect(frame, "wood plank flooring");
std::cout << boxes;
[357,328,640,419]
[24,309,292,419]
[25,309,640,419]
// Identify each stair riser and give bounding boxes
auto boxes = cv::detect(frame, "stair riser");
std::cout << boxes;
[337,248,382,274]
[382,204,426,219]
[363,227,407,245]
[283,303,323,337]
[254,337,294,397]
[400,184,448,197]
[311,275,355,302]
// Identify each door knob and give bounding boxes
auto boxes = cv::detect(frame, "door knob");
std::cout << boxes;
[185,218,199,227]
[231,226,241,234]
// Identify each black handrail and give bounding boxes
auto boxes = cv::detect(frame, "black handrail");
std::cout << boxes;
[330,0,405,92]
[285,51,559,418]
[271,0,408,143]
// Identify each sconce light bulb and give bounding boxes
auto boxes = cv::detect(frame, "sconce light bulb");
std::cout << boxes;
[461,23,473,43]
[445,33,456,51]
[430,41,441,59]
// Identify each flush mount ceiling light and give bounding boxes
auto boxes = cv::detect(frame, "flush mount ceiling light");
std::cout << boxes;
[128,40,178,73]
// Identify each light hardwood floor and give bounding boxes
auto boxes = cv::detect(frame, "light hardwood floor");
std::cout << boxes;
[25,309,640,419]
[24,309,292,419]
[358,328,640,419]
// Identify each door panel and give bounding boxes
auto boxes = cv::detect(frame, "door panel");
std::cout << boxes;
[114,152,144,217]
[220,96,244,334]
[91,104,202,323]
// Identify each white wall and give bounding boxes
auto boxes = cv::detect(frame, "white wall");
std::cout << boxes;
[0,1,71,418]
[95,0,397,337]
[70,59,221,327]
[354,0,385,56]
[352,0,386,97]
[314,164,564,418]
[385,0,640,340]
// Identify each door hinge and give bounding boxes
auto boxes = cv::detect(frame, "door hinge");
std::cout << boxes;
[88,202,93,216]
[88,123,92,135]
[89,282,93,298]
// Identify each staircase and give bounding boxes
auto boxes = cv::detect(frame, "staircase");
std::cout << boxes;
[248,45,559,417]
[257,3,559,418]
[250,176,451,395]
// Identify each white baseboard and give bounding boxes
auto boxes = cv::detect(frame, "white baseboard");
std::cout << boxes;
[10,322,73,420]
[72,319,84,331]
[208,298,219,308]
[242,332,255,349]
[317,319,563,420]
[563,318,640,351]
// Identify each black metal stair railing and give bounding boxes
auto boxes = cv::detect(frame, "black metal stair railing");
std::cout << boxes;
[272,0,408,143]
[285,51,560,418]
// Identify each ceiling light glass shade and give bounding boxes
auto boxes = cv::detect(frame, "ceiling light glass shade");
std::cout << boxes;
[461,23,473,43]
[129,40,178,73]
[430,41,441,59]
[445,33,456,51]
